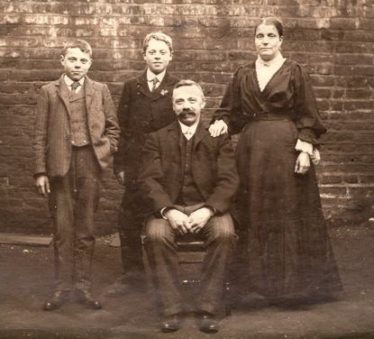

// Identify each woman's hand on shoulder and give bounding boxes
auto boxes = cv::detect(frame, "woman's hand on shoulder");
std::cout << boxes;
[209,120,228,138]
[294,152,310,174]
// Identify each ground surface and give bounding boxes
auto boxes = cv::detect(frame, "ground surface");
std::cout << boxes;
[0,224,373,339]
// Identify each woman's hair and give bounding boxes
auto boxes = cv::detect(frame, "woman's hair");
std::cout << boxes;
[255,17,284,37]
[61,39,93,57]
[143,31,173,53]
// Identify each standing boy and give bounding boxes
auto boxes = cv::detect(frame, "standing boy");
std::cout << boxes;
[33,39,120,310]
[112,32,179,293]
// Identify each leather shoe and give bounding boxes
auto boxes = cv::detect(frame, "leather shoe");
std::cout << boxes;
[75,289,102,310]
[43,290,70,311]
[161,314,182,333]
[198,312,219,333]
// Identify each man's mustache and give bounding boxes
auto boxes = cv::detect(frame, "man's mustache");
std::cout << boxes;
[179,109,196,117]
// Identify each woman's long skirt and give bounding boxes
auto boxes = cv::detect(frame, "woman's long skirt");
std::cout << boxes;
[235,119,342,301]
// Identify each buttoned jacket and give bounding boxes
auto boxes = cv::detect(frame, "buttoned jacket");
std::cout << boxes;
[113,70,179,185]
[139,121,239,215]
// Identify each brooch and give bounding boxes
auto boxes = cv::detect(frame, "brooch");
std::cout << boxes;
[160,89,168,96]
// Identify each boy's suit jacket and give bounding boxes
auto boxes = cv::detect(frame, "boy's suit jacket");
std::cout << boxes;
[113,70,179,187]
[139,120,239,215]
[33,75,120,177]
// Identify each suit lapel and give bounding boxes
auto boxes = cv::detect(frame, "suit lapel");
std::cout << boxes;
[136,71,153,99]
[152,71,173,99]
[56,75,71,118]
[84,76,94,117]
[167,121,183,168]
[193,121,208,150]
[137,70,174,100]
[167,121,181,146]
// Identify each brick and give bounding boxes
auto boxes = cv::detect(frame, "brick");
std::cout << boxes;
[329,18,360,29]
[314,88,332,99]
[286,28,321,41]
[344,176,359,184]
[360,176,374,184]
[336,54,373,66]
[344,30,374,42]
[332,89,345,99]
[346,89,372,100]
[343,100,373,111]
[336,42,374,53]
[320,175,343,184]
[344,77,370,88]
[358,18,374,30]
[309,74,335,87]
[228,51,255,62]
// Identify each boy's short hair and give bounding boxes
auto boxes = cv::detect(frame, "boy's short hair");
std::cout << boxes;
[143,32,173,53]
[61,39,93,58]
[173,79,205,99]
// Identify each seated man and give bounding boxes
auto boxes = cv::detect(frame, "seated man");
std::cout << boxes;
[139,80,239,333]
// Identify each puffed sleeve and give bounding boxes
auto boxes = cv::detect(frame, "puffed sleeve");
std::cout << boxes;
[293,63,326,145]
[212,66,247,135]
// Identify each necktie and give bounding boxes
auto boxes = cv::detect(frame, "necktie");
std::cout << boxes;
[184,129,193,140]
[71,81,80,91]
[150,77,159,92]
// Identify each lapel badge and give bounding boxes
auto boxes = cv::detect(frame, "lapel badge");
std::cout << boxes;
[160,89,168,96]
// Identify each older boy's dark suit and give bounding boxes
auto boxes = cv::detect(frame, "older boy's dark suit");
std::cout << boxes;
[34,75,120,292]
[113,70,179,275]
[139,121,239,316]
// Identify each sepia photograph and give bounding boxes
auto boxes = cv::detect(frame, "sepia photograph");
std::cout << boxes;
[0,0,373,337]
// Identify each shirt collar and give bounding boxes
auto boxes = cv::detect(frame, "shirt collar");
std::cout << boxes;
[146,68,166,84]
[178,119,200,139]
[256,52,285,68]
[64,75,85,87]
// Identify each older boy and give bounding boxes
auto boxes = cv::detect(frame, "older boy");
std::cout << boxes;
[111,32,179,293]
[33,39,120,310]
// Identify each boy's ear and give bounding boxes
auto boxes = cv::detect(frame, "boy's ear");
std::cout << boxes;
[60,55,65,65]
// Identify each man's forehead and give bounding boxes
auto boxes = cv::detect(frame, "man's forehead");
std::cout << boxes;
[173,85,203,97]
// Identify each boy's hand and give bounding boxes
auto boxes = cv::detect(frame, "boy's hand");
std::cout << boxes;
[35,175,50,197]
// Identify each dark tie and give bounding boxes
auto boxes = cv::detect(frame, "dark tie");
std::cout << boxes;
[71,81,80,91]
[150,77,159,92]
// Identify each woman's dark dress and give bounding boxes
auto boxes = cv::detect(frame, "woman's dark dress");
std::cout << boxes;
[214,59,342,301]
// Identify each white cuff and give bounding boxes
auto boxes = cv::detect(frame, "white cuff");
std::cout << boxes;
[295,139,313,156]
[311,149,321,165]
[160,207,168,220]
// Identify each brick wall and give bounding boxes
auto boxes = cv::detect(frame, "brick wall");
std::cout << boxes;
[0,0,373,234]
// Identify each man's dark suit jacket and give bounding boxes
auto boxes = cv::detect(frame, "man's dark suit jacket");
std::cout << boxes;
[33,75,120,177]
[139,120,239,216]
[113,70,179,186]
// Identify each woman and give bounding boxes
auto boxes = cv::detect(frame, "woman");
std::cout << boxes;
[210,17,342,304]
